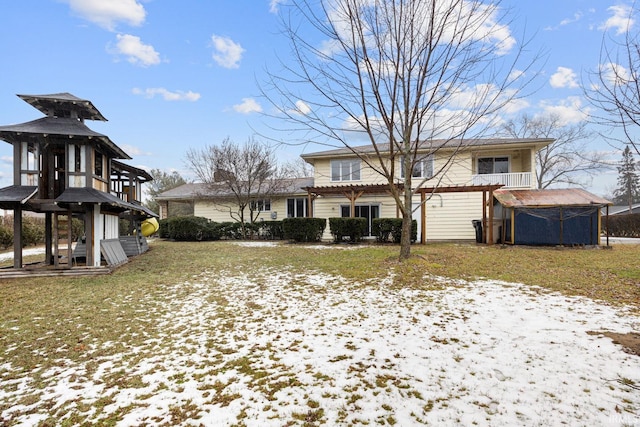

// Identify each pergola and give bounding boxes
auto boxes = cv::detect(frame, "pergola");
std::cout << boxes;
[304,183,503,244]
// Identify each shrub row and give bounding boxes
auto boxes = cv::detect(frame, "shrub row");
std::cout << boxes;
[159,216,221,241]
[159,217,290,241]
[0,216,84,250]
[329,217,367,243]
[372,218,418,243]
[281,217,326,242]
[604,213,640,237]
[159,216,420,244]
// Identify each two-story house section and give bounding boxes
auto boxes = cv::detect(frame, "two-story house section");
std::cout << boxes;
[301,138,554,242]
[0,93,156,271]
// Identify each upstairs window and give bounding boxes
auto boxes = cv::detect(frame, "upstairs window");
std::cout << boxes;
[331,159,361,181]
[401,155,434,179]
[478,156,509,174]
[94,152,104,178]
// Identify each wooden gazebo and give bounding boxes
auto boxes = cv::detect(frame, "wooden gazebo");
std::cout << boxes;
[0,93,156,273]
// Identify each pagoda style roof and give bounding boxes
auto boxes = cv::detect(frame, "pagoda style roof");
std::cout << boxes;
[55,187,156,216]
[18,93,107,121]
[111,160,153,182]
[0,185,38,209]
[0,116,131,159]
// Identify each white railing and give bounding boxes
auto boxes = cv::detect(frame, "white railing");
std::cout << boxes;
[471,172,533,188]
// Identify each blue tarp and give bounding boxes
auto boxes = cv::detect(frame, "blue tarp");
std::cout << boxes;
[513,207,600,245]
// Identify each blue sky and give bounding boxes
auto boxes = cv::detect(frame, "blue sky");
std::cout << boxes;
[0,0,636,197]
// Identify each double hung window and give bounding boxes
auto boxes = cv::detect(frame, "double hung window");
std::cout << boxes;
[331,159,361,182]
[400,155,434,179]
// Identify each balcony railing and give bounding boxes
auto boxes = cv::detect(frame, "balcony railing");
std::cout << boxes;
[471,172,533,188]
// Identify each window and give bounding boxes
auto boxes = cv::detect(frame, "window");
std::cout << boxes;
[74,144,82,172]
[341,204,380,236]
[400,155,434,178]
[478,157,509,174]
[287,198,308,217]
[250,199,271,212]
[94,151,103,178]
[331,159,361,182]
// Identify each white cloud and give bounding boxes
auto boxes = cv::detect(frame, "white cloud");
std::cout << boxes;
[320,1,516,61]
[559,11,583,27]
[233,98,263,114]
[132,88,201,102]
[211,35,245,69]
[284,100,312,117]
[549,67,579,89]
[539,96,589,125]
[112,34,161,67]
[65,0,146,31]
[599,4,634,35]
[119,144,152,157]
[599,62,631,86]
[269,0,286,14]
[294,100,311,115]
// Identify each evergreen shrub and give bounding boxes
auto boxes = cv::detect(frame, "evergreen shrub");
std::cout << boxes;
[372,218,417,243]
[259,221,284,240]
[282,217,326,242]
[328,217,368,243]
[604,213,640,237]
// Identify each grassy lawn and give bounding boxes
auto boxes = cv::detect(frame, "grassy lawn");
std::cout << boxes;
[0,240,638,425]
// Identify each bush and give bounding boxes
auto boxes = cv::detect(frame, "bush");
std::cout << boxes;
[0,224,12,249]
[328,217,368,243]
[259,221,284,240]
[22,217,45,247]
[161,216,221,241]
[604,213,640,237]
[218,222,242,240]
[158,218,170,238]
[372,218,417,243]
[282,217,326,242]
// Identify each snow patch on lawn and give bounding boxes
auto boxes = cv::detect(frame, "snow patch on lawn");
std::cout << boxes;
[1,271,638,426]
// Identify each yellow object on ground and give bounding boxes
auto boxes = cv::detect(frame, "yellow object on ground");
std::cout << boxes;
[141,217,159,237]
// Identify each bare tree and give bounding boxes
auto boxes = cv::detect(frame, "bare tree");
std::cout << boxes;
[498,113,607,188]
[586,4,640,156]
[186,137,285,238]
[264,0,539,259]
[282,157,314,178]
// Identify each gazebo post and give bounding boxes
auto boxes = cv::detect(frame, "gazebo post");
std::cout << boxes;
[13,206,22,269]
[482,190,487,244]
[421,191,426,244]
[487,189,494,245]
[45,212,52,264]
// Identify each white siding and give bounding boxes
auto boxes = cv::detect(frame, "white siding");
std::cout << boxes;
[423,192,483,240]
[103,213,120,239]
[194,198,289,222]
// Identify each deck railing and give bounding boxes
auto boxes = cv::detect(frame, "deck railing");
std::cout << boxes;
[471,172,533,188]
